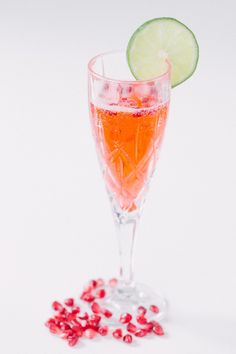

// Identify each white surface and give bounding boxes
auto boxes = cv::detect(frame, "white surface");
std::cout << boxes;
[0,0,236,353]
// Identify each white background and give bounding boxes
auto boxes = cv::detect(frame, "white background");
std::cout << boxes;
[0,0,236,353]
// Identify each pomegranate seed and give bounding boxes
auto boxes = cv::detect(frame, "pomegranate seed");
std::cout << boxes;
[90,314,101,324]
[96,278,104,287]
[102,308,112,318]
[123,334,133,344]
[153,323,164,336]
[80,292,95,302]
[143,322,153,332]
[49,323,61,335]
[83,284,93,293]
[71,306,80,314]
[89,279,98,289]
[109,278,118,287]
[59,307,67,315]
[64,298,74,307]
[80,320,88,329]
[150,304,159,314]
[78,312,89,320]
[98,326,108,336]
[68,335,79,346]
[137,306,147,316]
[84,328,97,339]
[120,313,132,324]
[45,318,55,327]
[96,288,106,298]
[137,315,147,325]
[91,302,101,314]
[72,325,83,337]
[60,323,71,331]
[67,312,77,321]
[112,328,122,339]
[135,329,147,337]
[52,301,63,311]
[61,329,74,340]
[127,322,137,334]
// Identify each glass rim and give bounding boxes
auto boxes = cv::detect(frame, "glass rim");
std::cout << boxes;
[88,50,171,84]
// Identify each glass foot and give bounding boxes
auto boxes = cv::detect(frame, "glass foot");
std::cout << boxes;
[100,281,167,323]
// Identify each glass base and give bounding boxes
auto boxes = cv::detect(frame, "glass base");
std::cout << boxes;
[100,281,167,324]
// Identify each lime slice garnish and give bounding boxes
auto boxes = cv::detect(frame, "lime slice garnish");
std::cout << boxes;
[127,17,199,87]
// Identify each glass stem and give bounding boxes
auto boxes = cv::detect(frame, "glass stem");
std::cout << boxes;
[114,215,139,288]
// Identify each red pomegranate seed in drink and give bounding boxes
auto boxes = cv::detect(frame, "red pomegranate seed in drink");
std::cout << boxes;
[120,313,132,324]
[96,288,106,298]
[96,278,104,287]
[49,323,61,335]
[143,322,153,332]
[102,308,112,318]
[90,314,101,324]
[153,323,164,336]
[123,334,133,344]
[135,329,147,337]
[150,304,159,314]
[84,328,97,339]
[80,292,95,302]
[91,301,101,314]
[64,298,74,307]
[98,325,108,336]
[52,301,63,311]
[127,322,137,334]
[137,306,147,316]
[109,278,118,287]
[112,328,122,339]
[68,335,79,346]
[137,315,147,325]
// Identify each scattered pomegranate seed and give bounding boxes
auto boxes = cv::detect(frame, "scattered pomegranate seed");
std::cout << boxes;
[135,329,147,337]
[96,278,104,287]
[46,278,166,348]
[96,288,106,298]
[142,322,153,332]
[102,308,112,318]
[137,306,147,316]
[72,325,83,337]
[127,322,137,334]
[78,312,89,320]
[80,292,95,303]
[45,318,55,327]
[71,306,80,314]
[150,304,159,314]
[136,315,147,325]
[67,312,77,321]
[60,323,71,331]
[109,278,118,287]
[98,325,108,336]
[89,279,98,289]
[68,335,79,346]
[84,328,97,339]
[153,323,164,336]
[119,313,132,324]
[123,334,133,344]
[91,302,101,314]
[64,298,74,307]
[112,328,122,339]
[49,323,61,334]
[52,301,63,311]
